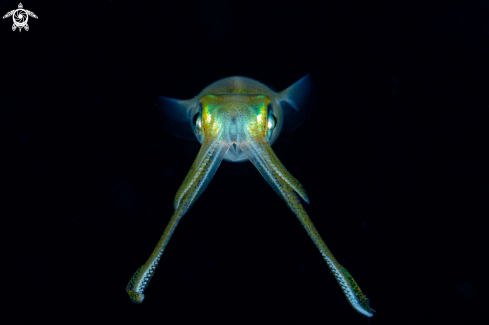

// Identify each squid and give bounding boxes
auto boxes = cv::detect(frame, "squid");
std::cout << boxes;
[125,74,374,317]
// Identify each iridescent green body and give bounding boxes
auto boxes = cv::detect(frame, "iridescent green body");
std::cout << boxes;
[125,75,374,317]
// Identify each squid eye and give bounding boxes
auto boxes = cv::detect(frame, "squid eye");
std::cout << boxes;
[193,111,204,142]
[267,114,276,130]
[267,105,276,131]
[267,106,277,140]
[193,102,205,142]
[193,112,202,130]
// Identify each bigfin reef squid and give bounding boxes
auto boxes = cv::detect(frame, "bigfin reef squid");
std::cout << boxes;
[125,74,374,317]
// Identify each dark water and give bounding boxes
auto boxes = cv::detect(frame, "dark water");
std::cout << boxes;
[1,0,487,323]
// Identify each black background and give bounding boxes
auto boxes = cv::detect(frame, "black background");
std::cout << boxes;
[1,0,488,323]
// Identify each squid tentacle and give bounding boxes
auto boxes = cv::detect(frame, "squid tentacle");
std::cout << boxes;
[126,133,230,303]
